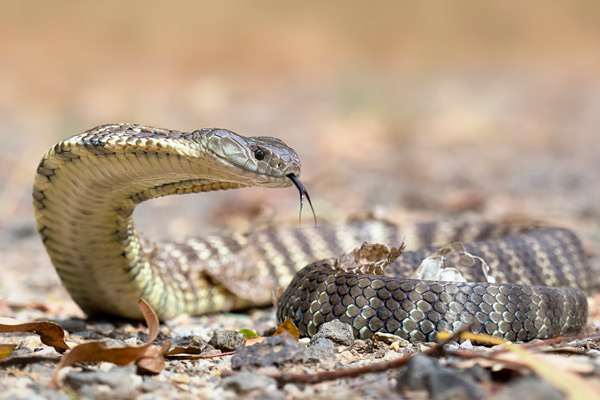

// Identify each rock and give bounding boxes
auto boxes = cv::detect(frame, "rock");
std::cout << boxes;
[10,348,33,357]
[396,354,440,391]
[306,338,335,364]
[350,339,374,354]
[232,333,305,371]
[220,372,278,394]
[171,335,207,348]
[310,320,354,346]
[28,363,56,377]
[208,329,246,352]
[63,365,141,391]
[374,332,407,345]
[496,377,564,400]
[397,355,484,399]
[5,218,37,240]
[93,322,116,332]
[463,364,490,383]
[427,367,484,400]
[139,379,172,393]
[69,330,96,339]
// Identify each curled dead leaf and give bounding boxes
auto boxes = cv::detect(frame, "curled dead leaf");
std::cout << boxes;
[273,319,300,341]
[52,299,162,388]
[0,318,69,353]
[137,339,171,375]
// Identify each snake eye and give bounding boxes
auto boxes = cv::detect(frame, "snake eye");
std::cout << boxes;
[254,148,265,160]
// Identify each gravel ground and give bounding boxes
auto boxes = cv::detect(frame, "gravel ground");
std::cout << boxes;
[2,2,600,398]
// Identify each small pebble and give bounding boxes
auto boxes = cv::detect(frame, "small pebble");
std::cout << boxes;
[496,377,565,400]
[52,319,87,333]
[306,338,335,364]
[232,333,305,370]
[310,320,354,346]
[220,372,278,394]
[374,332,407,345]
[64,365,141,391]
[427,367,484,400]
[208,329,246,352]
[396,354,440,391]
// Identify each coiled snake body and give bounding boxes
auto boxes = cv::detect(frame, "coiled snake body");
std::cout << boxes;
[34,124,591,342]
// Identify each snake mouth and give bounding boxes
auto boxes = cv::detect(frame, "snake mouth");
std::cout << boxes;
[287,174,317,226]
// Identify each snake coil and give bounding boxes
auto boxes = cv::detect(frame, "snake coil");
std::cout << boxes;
[34,124,591,341]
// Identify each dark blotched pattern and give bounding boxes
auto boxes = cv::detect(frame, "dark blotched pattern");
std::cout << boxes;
[277,228,589,341]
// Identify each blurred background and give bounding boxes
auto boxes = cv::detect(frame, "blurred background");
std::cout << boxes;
[1,1,599,309]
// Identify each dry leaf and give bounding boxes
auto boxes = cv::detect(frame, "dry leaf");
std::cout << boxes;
[245,337,268,346]
[0,344,16,360]
[0,318,69,352]
[52,299,160,387]
[273,319,300,341]
[137,340,171,374]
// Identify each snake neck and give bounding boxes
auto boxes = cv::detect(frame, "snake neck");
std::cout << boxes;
[33,135,250,319]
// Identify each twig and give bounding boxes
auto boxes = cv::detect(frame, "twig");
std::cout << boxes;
[519,331,600,349]
[165,350,236,360]
[438,331,600,371]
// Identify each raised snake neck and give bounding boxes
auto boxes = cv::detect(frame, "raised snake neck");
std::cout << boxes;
[33,124,591,341]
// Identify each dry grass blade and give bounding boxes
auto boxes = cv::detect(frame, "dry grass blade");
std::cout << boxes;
[52,299,161,388]
[442,332,600,400]
[0,318,69,352]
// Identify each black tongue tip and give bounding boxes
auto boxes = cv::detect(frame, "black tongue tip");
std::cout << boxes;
[287,174,317,227]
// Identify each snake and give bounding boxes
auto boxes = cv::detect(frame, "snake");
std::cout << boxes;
[33,123,591,342]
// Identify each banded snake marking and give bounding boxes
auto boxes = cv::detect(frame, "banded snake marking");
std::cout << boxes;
[33,124,591,341]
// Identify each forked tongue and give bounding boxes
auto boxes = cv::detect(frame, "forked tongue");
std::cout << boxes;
[287,174,317,226]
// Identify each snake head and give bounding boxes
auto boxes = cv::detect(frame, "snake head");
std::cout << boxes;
[194,128,315,224]
[194,128,301,187]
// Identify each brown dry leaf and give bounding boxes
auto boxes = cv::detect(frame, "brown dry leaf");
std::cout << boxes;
[0,344,16,360]
[0,318,69,353]
[52,299,159,387]
[245,337,268,346]
[273,319,300,341]
[136,340,171,375]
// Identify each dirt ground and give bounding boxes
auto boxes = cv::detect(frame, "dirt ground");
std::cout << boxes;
[1,2,600,399]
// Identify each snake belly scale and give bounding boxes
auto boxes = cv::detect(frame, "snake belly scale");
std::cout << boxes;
[33,124,591,341]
